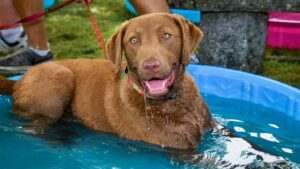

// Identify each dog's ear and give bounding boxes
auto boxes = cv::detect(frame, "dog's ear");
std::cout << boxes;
[106,21,129,73]
[171,14,203,66]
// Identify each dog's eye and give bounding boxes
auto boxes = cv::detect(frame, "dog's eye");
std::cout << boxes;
[162,33,171,39]
[130,37,138,44]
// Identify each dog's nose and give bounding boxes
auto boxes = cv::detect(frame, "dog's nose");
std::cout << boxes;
[143,58,161,74]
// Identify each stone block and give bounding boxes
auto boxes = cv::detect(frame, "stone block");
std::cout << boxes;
[198,12,268,72]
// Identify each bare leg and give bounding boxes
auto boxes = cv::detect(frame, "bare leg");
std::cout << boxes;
[130,0,170,15]
[0,0,21,26]
[0,0,26,54]
[12,0,49,50]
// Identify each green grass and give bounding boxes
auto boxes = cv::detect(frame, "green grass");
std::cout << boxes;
[46,0,133,59]
[262,48,300,88]
[262,60,300,87]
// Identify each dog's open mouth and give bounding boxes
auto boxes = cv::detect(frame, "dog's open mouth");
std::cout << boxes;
[141,69,176,97]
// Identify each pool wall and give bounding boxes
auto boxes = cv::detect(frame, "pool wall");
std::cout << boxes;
[187,65,300,121]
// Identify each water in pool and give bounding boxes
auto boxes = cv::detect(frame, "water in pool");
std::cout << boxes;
[0,94,299,169]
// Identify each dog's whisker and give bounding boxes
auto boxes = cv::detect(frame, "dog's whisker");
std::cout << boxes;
[143,88,150,131]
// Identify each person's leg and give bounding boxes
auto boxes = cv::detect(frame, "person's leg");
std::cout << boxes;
[130,0,170,15]
[0,0,26,53]
[0,0,20,25]
[0,0,52,67]
[13,0,49,51]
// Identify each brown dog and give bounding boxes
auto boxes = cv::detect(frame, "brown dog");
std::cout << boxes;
[0,13,213,150]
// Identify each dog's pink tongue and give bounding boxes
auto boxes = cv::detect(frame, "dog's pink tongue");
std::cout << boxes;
[144,79,168,97]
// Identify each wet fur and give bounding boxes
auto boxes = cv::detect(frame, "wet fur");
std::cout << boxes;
[1,13,213,150]
[0,76,15,94]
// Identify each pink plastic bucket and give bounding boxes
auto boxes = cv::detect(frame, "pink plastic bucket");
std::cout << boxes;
[267,12,300,49]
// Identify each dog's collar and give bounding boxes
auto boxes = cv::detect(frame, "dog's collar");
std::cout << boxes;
[122,66,178,100]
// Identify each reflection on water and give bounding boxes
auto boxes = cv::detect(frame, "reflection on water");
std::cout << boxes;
[0,94,300,169]
[194,130,294,169]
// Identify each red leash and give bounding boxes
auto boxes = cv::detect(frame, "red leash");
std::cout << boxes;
[0,0,108,59]
[83,0,108,59]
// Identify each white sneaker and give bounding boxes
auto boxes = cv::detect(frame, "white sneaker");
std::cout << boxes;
[0,31,28,54]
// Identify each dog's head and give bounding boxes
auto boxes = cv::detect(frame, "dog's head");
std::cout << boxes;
[106,13,203,98]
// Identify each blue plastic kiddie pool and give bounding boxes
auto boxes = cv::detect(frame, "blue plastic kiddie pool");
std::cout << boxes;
[44,0,56,10]
[187,65,300,120]
[1,65,300,168]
